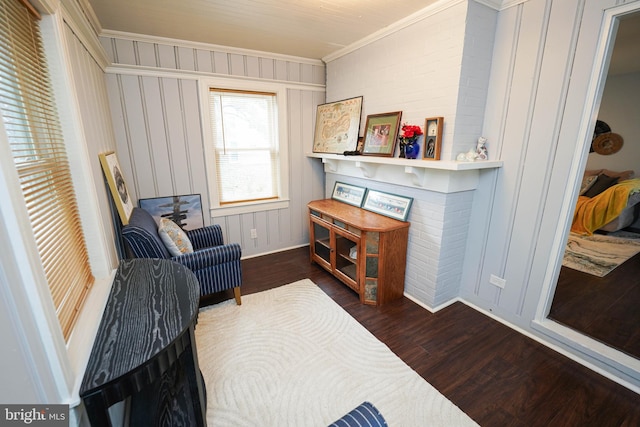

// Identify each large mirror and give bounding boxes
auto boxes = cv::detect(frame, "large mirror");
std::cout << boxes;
[548,11,640,359]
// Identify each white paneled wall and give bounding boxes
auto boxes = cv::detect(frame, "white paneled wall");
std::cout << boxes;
[463,0,640,389]
[102,34,326,257]
[60,21,120,275]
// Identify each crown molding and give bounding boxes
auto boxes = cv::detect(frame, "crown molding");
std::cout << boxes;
[323,0,530,63]
[100,30,325,67]
[323,0,465,63]
[473,0,503,10]
[70,0,103,36]
[498,0,530,9]
[474,0,529,10]
[60,0,109,70]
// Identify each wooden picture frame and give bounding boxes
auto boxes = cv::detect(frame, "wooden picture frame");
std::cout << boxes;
[331,182,366,207]
[362,189,413,222]
[99,151,134,225]
[423,117,443,160]
[139,194,204,230]
[361,111,402,157]
[313,96,363,154]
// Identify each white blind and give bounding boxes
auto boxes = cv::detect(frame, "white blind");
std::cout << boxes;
[0,0,94,341]
[209,89,280,204]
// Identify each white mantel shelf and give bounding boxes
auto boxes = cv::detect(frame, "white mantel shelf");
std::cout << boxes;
[306,152,503,193]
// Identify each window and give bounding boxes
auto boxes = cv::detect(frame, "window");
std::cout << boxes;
[0,0,94,341]
[203,81,289,216]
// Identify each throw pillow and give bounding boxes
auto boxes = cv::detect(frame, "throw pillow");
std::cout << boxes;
[158,218,194,256]
[582,174,619,198]
[585,169,634,181]
[579,175,598,196]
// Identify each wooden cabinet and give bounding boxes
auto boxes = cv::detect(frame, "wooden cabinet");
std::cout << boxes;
[308,199,409,305]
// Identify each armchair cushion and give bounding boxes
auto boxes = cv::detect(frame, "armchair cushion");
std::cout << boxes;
[172,243,241,271]
[122,208,170,259]
[186,224,225,249]
[158,218,194,256]
[328,402,387,427]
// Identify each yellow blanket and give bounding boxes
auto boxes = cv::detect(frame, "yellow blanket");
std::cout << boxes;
[571,179,640,235]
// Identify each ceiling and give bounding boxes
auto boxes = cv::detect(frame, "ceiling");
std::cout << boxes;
[86,0,441,60]
[86,0,638,70]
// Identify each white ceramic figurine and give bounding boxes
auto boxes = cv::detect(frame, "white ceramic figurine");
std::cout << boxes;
[475,137,488,160]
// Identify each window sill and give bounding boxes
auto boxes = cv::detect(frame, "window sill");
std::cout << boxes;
[210,199,290,217]
[66,271,116,408]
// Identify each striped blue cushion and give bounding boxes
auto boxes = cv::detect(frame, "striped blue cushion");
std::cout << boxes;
[173,244,242,295]
[328,402,387,427]
[122,208,170,259]
[187,224,224,249]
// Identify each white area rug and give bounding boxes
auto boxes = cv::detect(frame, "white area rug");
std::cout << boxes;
[195,279,478,426]
[563,232,640,277]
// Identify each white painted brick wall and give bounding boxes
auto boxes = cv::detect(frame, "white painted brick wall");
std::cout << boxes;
[326,173,474,309]
[326,1,497,161]
[324,1,496,309]
[326,3,469,150]
[451,1,498,159]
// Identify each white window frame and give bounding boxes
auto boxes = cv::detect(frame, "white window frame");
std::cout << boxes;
[199,77,289,217]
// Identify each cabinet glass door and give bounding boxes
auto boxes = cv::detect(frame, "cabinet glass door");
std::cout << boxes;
[334,229,359,292]
[311,219,331,267]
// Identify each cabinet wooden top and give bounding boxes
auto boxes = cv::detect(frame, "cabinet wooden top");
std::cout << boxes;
[308,199,410,232]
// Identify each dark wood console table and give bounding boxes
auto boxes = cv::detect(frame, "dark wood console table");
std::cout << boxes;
[79,258,206,426]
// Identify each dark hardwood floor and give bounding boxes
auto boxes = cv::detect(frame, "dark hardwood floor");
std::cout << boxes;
[203,247,640,427]
[550,252,640,359]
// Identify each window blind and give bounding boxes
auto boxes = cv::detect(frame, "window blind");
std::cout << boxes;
[0,0,94,341]
[209,89,280,204]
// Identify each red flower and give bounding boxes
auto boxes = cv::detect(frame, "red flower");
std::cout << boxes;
[400,124,423,139]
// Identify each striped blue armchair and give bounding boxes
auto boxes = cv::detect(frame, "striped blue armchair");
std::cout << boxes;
[122,207,242,304]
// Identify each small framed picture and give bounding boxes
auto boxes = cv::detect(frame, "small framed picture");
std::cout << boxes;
[139,194,204,230]
[362,189,413,222]
[423,117,443,160]
[313,96,363,154]
[361,111,402,157]
[99,151,134,225]
[331,182,366,207]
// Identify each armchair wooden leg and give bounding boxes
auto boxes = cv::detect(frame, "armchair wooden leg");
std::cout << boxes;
[233,287,241,305]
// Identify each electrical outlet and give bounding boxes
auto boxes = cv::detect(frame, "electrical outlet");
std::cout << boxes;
[489,274,506,289]
[250,228,257,239]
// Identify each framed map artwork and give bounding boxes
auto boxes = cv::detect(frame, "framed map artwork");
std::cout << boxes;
[312,96,363,154]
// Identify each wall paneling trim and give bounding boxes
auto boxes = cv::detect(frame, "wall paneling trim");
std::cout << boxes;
[102,34,326,257]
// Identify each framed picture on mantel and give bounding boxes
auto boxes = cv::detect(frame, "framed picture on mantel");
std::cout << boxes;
[312,96,363,154]
[361,111,402,157]
[423,117,443,160]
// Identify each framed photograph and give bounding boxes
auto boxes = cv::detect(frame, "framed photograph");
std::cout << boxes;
[362,189,413,222]
[331,182,366,207]
[313,96,363,154]
[99,151,134,225]
[423,117,443,160]
[139,194,204,230]
[361,111,402,157]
